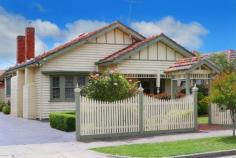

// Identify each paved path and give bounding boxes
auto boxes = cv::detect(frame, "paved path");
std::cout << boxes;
[0,113,74,146]
[0,113,234,157]
[0,129,234,157]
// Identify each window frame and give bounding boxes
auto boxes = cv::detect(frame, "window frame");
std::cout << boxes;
[6,77,11,97]
[50,76,62,102]
[50,75,88,102]
[64,76,76,101]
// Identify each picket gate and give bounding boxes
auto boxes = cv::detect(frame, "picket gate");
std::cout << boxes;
[210,104,232,125]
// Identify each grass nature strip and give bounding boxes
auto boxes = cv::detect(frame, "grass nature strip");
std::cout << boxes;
[92,136,236,157]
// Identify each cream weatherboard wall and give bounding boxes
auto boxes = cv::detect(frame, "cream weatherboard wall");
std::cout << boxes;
[23,68,37,119]
[35,29,136,119]
[10,76,17,116]
[117,41,187,94]
[10,70,25,117]
[34,70,75,119]
[42,29,134,72]
[118,41,185,74]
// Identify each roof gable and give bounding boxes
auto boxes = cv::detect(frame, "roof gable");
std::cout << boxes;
[165,57,220,74]
[7,21,145,72]
[97,33,194,65]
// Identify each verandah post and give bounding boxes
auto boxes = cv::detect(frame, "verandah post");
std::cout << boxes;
[171,75,175,99]
[74,84,81,141]
[186,73,191,95]
[208,77,212,125]
[192,85,199,131]
[138,84,144,135]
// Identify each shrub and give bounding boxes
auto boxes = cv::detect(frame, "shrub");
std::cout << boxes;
[180,85,209,115]
[0,102,6,112]
[2,105,10,114]
[49,111,75,132]
[83,70,138,101]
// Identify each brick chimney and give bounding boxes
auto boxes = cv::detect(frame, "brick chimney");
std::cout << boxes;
[17,36,26,64]
[25,27,35,60]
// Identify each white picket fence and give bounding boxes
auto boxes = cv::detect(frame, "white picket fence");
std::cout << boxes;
[80,95,139,136]
[76,89,197,139]
[143,95,194,131]
[211,104,232,125]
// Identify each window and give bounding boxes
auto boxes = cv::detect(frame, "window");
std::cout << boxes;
[77,76,86,87]
[65,76,74,99]
[6,77,11,97]
[51,76,60,99]
[50,75,88,102]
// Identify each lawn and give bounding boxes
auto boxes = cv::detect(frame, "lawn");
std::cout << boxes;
[198,116,208,124]
[92,137,236,157]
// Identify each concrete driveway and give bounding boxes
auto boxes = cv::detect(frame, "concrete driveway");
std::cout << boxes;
[0,113,75,146]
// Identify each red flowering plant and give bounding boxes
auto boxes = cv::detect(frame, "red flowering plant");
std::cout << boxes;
[83,69,138,102]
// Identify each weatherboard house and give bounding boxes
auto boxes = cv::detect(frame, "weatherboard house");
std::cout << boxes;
[2,21,219,119]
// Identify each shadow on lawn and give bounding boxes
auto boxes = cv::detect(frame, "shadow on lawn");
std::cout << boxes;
[216,136,236,144]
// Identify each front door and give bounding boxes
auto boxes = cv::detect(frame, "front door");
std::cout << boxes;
[139,78,156,94]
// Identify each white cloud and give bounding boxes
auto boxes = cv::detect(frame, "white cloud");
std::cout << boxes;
[131,16,208,50]
[0,6,108,69]
[53,20,108,47]
[0,7,60,68]
[32,19,61,37]
[0,6,208,69]
[63,20,108,40]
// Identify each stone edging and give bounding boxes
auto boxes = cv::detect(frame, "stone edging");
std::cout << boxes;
[174,149,236,158]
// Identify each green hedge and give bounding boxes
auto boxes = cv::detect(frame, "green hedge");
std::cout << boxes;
[2,105,10,114]
[49,111,76,132]
[0,102,5,112]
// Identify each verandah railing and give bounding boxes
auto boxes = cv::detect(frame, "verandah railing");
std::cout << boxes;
[74,86,198,140]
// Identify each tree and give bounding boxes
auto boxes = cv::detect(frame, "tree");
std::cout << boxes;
[211,72,236,136]
[84,70,138,101]
[209,53,236,73]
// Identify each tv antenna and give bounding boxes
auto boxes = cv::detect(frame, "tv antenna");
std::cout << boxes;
[126,0,142,23]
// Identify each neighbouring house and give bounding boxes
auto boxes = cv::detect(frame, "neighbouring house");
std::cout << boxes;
[0,70,5,102]
[3,21,219,119]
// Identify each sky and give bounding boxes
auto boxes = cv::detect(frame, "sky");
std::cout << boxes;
[0,0,235,68]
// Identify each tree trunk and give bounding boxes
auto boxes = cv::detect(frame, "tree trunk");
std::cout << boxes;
[230,110,235,136]
[233,121,236,136]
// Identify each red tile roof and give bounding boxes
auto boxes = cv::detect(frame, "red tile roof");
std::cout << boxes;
[0,70,5,82]
[98,33,194,64]
[7,21,144,72]
[165,56,208,73]
[7,22,117,71]
[98,34,161,63]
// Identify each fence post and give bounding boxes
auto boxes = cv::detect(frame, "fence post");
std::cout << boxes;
[74,84,81,141]
[138,84,144,135]
[192,84,199,131]
[208,78,212,125]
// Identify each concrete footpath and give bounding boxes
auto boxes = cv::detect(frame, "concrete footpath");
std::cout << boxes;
[0,129,233,158]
